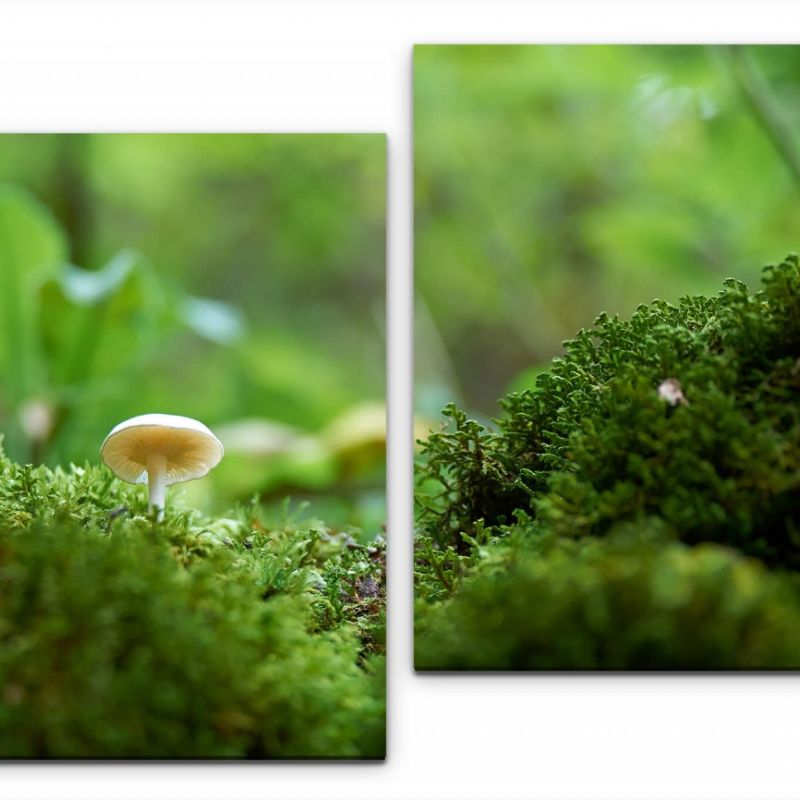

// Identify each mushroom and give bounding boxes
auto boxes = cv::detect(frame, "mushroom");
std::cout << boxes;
[100,413,224,521]
[657,378,689,407]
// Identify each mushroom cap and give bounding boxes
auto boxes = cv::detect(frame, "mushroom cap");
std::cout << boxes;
[100,413,224,486]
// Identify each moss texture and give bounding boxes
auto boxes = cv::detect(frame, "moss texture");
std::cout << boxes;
[0,454,385,758]
[416,255,800,670]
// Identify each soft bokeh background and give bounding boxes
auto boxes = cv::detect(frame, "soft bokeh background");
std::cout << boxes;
[415,45,800,416]
[0,134,385,531]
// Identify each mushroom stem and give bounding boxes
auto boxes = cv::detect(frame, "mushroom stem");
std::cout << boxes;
[146,452,167,521]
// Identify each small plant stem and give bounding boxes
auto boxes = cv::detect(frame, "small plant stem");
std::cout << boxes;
[725,45,800,195]
[147,452,167,521]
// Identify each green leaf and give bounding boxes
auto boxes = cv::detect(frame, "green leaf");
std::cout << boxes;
[38,250,170,464]
[0,185,66,404]
[58,249,137,305]
[39,250,165,391]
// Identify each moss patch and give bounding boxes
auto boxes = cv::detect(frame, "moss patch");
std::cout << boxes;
[0,454,385,758]
[416,254,800,670]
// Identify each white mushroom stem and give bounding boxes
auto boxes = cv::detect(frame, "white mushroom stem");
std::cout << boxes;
[146,452,167,521]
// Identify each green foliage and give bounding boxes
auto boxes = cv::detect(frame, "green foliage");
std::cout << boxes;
[415,405,528,552]
[0,134,386,528]
[0,449,385,758]
[0,186,66,414]
[416,523,800,671]
[0,183,242,468]
[420,256,800,562]
[415,45,800,415]
[416,257,800,669]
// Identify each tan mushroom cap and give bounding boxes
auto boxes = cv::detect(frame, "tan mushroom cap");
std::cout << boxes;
[100,413,224,485]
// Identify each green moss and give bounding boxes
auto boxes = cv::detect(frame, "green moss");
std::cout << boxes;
[0,452,385,758]
[416,522,800,670]
[416,255,800,670]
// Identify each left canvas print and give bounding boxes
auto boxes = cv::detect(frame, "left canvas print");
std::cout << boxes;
[0,133,386,759]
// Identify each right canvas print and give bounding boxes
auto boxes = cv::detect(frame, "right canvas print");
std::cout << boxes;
[414,44,800,670]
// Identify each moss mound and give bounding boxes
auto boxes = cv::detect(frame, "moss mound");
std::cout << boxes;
[416,254,800,670]
[416,522,800,670]
[0,455,385,758]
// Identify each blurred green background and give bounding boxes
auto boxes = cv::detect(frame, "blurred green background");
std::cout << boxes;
[0,134,386,531]
[415,45,800,416]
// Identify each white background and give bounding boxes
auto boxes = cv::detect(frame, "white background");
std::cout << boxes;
[1,1,800,798]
